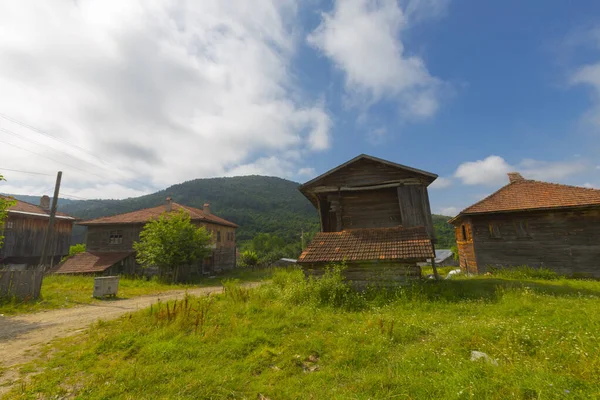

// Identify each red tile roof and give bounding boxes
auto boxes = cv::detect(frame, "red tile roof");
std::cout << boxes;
[78,202,238,228]
[451,177,600,222]
[55,251,133,274]
[1,195,74,219]
[297,226,434,264]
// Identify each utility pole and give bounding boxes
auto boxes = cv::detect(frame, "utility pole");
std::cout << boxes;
[39,171,62,271]
[300,229,305,251]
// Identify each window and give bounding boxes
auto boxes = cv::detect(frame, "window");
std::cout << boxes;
[217,230,221,242]
[489,223,501,238]
[515,220,530,238]
[5,221,14,229]
[461,225,467,241]
[109,230,123,245]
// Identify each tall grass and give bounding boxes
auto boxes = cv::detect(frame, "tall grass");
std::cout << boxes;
[7,268,600,399]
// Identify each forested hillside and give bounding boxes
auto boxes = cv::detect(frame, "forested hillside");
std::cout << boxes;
[9,176,456,252]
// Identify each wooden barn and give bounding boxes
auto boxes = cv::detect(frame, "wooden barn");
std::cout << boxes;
[450,173,600,278]
[0,195,75,266]
[297,154,437,287]
[56,198,238,278]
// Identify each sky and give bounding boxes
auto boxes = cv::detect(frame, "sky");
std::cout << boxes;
[0,0,599,216]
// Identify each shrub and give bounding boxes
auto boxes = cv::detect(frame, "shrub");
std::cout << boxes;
[238,250,259,268]
[61,243,86,262]
[269,264,365,310]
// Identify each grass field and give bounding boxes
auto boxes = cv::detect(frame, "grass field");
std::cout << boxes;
[0,267,274,316]
[6,266,600,399]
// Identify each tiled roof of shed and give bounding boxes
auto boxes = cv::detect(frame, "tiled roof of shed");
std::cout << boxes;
[451,177,600,222]
[297,226,434,264]
[55,251,133,274]
[78,202,238,228]
[1,195,73,219]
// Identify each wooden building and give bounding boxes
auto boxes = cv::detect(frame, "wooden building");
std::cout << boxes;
[297,154,437,286]
[0,195,75,266]
[56,198,238,277]
[449,173,600,277]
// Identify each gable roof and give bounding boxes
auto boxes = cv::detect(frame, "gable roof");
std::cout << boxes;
[449,177,600,223]
[297,226,434,264]
[78,202,238,228]
[55,251,133,274]
[299,154,438,190]
[1,195,75,220]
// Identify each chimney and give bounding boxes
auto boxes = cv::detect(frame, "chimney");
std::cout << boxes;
[165,196,173,212]
[203,203,211,215]
[40,195,50,211]
[508,172,524,183]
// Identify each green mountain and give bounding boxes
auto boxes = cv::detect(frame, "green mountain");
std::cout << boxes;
[9,176,456,251]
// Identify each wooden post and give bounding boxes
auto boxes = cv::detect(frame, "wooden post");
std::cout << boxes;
[431,255,440,281]
[39,171,62,271]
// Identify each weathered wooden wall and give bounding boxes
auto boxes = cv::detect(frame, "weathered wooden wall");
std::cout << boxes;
[0,216,72,261]
[86,222,236,252]
[310,157,427,188]
[86,224,143,252]
[302,260,421,289]
[339,188,401,230]
[85,221,237,273]
[469,208,600,277]
[0,269,43,300]
[454,219,478,273]
[397,185,434,239]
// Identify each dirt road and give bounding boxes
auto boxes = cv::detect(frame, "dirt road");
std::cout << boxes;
[0,284,258,395]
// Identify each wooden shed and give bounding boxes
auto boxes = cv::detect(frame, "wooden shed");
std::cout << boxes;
[297,154,437,286]
[0,195,75,266]
[450,173,600,278]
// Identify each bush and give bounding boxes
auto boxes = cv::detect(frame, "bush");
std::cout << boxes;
[489,265,560,280]
[238,250,259,268]
[269,264,365,310]
[61,243,86,262]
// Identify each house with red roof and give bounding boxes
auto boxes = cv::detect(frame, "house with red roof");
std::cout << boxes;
[0,195,75,266]
[56,198,238,277]
[297,154,437,287]
[449,173,600,277]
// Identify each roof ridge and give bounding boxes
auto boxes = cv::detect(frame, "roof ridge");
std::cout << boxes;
[523,179,600,192]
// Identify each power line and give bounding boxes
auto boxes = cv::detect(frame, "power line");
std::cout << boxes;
[0,167,55,176]
[0,112,117,167]
[0,112,153,189]
[0,137,111,182]
[0,126,114,178]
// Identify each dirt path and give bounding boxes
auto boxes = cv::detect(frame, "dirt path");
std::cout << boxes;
[0,283,259,395]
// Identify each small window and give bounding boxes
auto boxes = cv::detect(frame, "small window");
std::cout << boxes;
[5,221,14,229]
[489,223,501,238]
[217,231,221,242]
[109,230,123,245]
[461,225,467,241]
[515,220,530,238]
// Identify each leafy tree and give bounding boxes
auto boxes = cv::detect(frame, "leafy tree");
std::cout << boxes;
[134,210,212,282]
[0,175,16,249]
[62,243,86,262]
[238,250,259,268]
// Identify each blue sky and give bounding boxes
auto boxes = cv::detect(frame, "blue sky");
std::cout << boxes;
[0,0,599,216]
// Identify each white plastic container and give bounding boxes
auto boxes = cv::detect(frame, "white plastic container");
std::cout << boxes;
[93,276,119,298]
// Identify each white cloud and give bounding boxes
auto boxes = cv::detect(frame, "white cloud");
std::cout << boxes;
[367,127,387,145]
[297,167,316,177]
[437,206,458,217]
[307,0,443,119]
[429,177,452,189]
[570,62,600,127]
[454,155,587,186]
[0,1,331,199]
[582,182,598,189]
[454,155,512,186]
